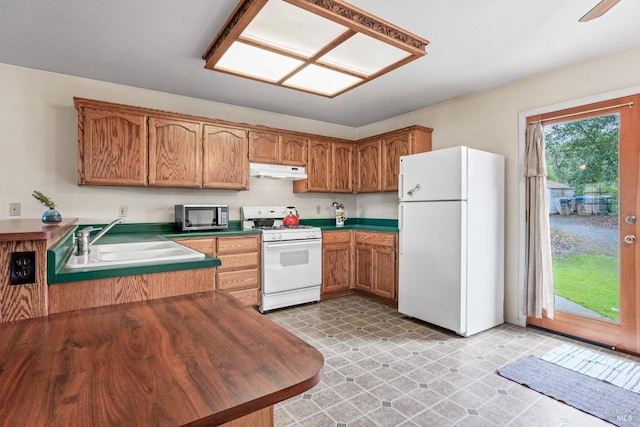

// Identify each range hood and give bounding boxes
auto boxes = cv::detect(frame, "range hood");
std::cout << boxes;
[249,162,307,180]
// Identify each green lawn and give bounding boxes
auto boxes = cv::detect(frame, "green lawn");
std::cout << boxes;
[553,254,620,321]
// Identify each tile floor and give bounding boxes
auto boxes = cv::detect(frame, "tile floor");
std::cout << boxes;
[265,295,632,427]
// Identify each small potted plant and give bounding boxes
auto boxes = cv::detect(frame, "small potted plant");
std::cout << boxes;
[32,190,62,223]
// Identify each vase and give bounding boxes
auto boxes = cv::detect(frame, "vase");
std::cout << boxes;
[42,209,62,224]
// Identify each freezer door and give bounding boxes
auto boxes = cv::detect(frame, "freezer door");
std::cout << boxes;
[399,147,467,202]
[398,201,467,335]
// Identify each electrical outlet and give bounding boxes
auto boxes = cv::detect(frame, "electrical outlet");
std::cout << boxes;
[316,205,321,214]
[9,202,21,216]
[118,206,128,217]
[10,251,36,285]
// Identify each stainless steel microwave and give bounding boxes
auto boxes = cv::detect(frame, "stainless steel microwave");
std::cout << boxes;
[175,205,229,231]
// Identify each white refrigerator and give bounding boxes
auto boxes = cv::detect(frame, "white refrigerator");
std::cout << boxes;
[398,146,504,337]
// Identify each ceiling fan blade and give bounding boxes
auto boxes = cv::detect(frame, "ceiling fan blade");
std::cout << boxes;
[579,0,621,22]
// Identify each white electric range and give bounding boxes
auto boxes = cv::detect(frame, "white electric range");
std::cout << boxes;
[241,206,322,312]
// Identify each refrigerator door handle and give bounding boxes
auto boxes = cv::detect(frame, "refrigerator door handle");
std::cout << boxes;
[407,183,421,196]
[398,174,403,200]
[398,204,403,255]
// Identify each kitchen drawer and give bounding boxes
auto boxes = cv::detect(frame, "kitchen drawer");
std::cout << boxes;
[217,268,259,291]
[355,231,396,247]
[217,236,260,255]
[224,288,259,307]
[322,230,352,244]
[217,253,259,271]
[173,237,215,256]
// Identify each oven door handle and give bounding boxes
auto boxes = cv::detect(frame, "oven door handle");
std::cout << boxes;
[263,239,322,249]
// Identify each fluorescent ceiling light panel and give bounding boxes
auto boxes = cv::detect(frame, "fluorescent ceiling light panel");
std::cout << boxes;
[284,65,363,96]
[242,0,348,57]
[216,41,303,81]
[202,0,429,97]
[319,33,412,76]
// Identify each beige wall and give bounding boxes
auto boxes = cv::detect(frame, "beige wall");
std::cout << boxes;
[357,44,640,324]
[2,44,640,325]
[0,64,357,223]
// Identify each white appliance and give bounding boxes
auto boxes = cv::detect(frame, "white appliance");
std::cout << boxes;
[398,146,504,337]
[249,163,307,180]
[241,206,322,313]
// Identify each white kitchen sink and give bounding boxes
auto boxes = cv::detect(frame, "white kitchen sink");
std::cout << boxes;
[65,240,205,269]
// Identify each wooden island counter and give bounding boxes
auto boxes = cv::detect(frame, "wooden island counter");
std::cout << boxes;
[0,291,323,426]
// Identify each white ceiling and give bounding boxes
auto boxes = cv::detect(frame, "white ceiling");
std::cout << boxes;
[2,0,640,127]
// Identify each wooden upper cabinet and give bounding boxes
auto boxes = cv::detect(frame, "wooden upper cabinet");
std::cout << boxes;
[148,117,202,188]
[280,133,307,166]
[202,125,249,190]
[357,139,382,192]
[383,126,432,192]
[248,131,279,164]
[381,133,410,192]
[75,98,432,193]
[305,139,332,192]
[249,131,307,166]
[357,125,433,193]
[78,106,147,186]
[294,139,353,193]
[332,142,354,193]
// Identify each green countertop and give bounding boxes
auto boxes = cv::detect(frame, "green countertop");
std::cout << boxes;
[47,219,396,284]
[302,218,398,233]
[47,222,261,284]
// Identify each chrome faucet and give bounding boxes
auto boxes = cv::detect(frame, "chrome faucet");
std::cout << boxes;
[76,218,124,255]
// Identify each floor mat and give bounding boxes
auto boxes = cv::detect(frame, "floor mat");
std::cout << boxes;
[542,343,640,393]
[498,356,640,427]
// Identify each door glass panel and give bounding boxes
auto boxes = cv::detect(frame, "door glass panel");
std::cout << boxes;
[544,113,620,322]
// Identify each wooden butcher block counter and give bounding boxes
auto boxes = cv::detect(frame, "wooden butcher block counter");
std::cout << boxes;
[0,291,323,426]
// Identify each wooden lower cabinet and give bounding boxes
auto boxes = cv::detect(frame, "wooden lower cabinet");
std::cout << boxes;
[354,231,398,305]
[48,268,216,313]
[321,230,353,299]
[174,235,261,307]
[321,230,398,306]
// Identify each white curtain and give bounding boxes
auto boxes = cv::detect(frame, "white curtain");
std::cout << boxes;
[525,122,555,319]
